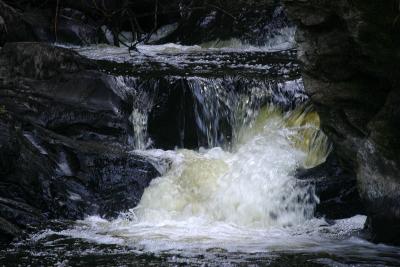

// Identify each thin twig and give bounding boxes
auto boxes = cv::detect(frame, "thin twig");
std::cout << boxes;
[205,3,237,20]
[54,0,60,42]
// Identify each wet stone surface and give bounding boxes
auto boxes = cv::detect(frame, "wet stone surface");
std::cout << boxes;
[76,45,300,80]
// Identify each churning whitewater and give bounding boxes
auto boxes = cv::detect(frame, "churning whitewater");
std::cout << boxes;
[43,101,338,254]
[134,106,319,227]
[21,44,400,266]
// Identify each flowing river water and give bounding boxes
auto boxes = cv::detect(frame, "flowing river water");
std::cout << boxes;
[1,40,400,266]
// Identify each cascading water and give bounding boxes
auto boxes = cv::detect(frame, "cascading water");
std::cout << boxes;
[133,108,320,227]
[187,77,308,149]
[121,76,309,150]
[14,37,399,267]
[45,71,337,255]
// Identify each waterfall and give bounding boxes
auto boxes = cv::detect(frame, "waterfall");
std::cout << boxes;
[119,75,308,150]
[91,69,332,230]
[44,42,335,256]
[188,77,307,148]
[133,107,319,228]
[7,6,399,266]
[50,72,333,253]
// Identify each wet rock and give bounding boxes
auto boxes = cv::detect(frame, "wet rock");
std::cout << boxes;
[283,0,400,244]
[146,76,305,150]
[162,1,290,45]
[63,0,127,18]
[1,0,290,46]
[0,217,21,242]
[0,43,133,145]
[0,0,106,45]
[0,42,160,241]
[0,1,37,45]
[54,8,107,45]
[296,153,364,219]
[147,79,201,149]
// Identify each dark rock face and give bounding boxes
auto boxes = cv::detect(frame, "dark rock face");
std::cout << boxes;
[282,0,400,244]
[0,0,106,45]
[0,0,290,47]
[296,153,364,220]
[162,1,290,45]
[0,43,160,242]
[146,75,305,150]
[147,79,201,149]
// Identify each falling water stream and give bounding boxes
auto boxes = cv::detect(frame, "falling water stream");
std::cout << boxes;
[57,102,329,246]
[2,39,400,266]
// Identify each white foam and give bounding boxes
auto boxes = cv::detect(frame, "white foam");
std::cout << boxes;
[42,108,328,254]
[200,27,297,52]
[28,108,397,262]
[72,26,295,65]
[34,215,374,256]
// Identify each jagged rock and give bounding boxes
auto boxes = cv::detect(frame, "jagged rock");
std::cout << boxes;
[282,0,400,244]
[0,43,160,242]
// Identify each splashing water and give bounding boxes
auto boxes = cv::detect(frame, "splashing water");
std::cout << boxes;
[200,27,297,52]
[187,77,308,149]
[44,102,335,254]
[21,77,400,266]
[135,107,318,227]
[16,25,400,267]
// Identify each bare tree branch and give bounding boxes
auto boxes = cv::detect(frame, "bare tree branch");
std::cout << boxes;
[54,0,60,42]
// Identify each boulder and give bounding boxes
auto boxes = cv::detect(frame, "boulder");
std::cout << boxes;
[296,153,364,219]
[0,43,160,242]
[282,0,400,244]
